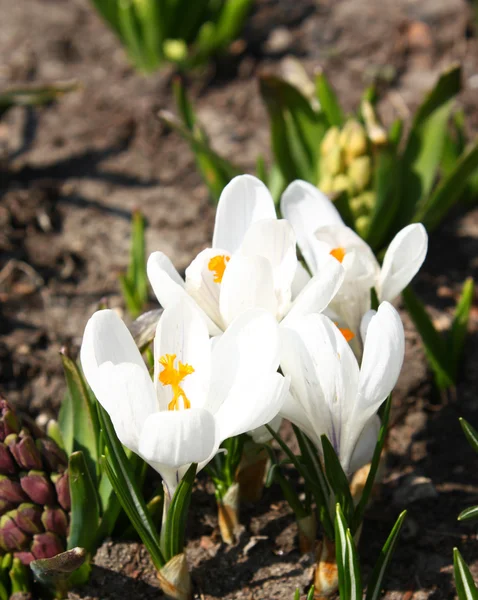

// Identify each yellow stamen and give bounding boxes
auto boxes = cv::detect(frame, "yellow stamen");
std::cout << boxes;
[208,254,230,283]
[158,354,194,411]
[330,247,346,263]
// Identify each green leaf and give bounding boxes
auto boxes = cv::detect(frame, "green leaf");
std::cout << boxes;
[267,464,308,520]
[346,528,363,600]
[58,392,74,457]
[61,352,100,482]
[162,463,197,560]
[204,0,253,52]
[365,511,407,600]
[388,119,403,148]
[120,209,148,318]
[450,278,475,376]
[458,505,478,522]
[306,586,315,600]
[321,435,354,523]
[315,69,344,127]
[97,404,165,569]
[173,76,196,131]
[260,75,326,184]
[68,451,100,552]
[335,505,362,599]
[9,558,29,594]
[401,287,455,390]
[460,418,478,454]
[454,548,478,599]
[397,65,461,231]
[352,395,391,533]
[418,142,478,232]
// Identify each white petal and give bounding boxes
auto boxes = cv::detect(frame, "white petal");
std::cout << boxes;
[214,373,289,441]
[348,415,380,475]
[284,254,344,322]
[138,408,217,469]
[279,392,321,448]
[280,180,343,274]
[250,414,283,444]
[359,310,376,346]
[154,299,211,411]
[291,262,311,300]
[357,302,404,422]
[219,255,278,326]
[240,219,297,316]
[315,225,379,273]
[185,247,230,329]
[378,223,428,303]
[207,309,281,415]
[94,362,157,453]
[148,251,222,336]
[213,175,276,254]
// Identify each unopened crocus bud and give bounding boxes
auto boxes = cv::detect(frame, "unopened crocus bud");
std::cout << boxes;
[0,513,29,551]
[51,472,70,511]
[0,443,16,475]
[0,476,28,504]
[0,400,20,442]
[36,438,67,472]
[6,433,43,471]
[14,503,43,536]
[348,155,371,192]
[20,471,55,506]
[320,127,341,157]
[41,506,68,538]
[31,532,64,560]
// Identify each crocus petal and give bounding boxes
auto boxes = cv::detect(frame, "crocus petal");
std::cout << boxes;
[378,223,428,303]
[314,225,379,274]
[279,392,321,448]
[213,175,276,254]
[359,309,376,346]
[240,219,297,315]
[348,415,380,475]
[148,251,222,336]
[138,408,217,470]
[206,309,281,415]
[291,262,311,300]
[280,180,343,274]
[185,247,230,329]
[284,254,344,323]
[250,414,283,444]
[356,302,404,422]
[219,255,278,326]
[214,373,289,442]
[154,299,211,411]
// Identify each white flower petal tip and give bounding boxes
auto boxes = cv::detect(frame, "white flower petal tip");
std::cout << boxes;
[146,251,187,310]
[379,223,428,303]
[213,175,276,254]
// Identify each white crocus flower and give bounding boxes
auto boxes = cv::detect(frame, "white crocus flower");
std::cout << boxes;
[281,180,428,344]
[80,300,289,496]
[279,302,405,475]
[147,175,344,335]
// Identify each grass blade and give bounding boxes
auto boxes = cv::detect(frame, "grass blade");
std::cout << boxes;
[454,548,478,599]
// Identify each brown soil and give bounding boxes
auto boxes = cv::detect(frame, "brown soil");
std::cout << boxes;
[1,0,478,598]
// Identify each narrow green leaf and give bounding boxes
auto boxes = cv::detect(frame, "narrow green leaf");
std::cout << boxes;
[401,287,455,389]
[352,395,391,533]
[365,511,407,600]
[458,505,478,522]
[97,404,165,569]
[68,451,100,552]
[267,464,308,519]
[418,142,478,232]
[460,418,478,454]
[388,119,403,148]
[335,504,351,599]
[58,392,74,456]
[315,70,344,127]
[306,586,315,600]
[321,435,354,523]
[61,352,100,481]
[172,76,196,131]
[346,528,363,599]
[9,558,29,594]
[162,463,197,560]
[450,278,475,376]
[205,0,253,52]
[454,548,478,599]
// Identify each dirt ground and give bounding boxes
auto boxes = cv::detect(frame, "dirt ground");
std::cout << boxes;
[1,0,478,598]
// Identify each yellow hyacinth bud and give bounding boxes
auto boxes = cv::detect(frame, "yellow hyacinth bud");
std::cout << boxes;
[359,190,376,210]
[348,155,372,192]
[320,127,341,157]
[349,195,368,218]
[362,100,388,146]
[355,215,370,237]
[324,145,344,177]
[318,174,335,195]
[344,121,368,163]
[331,174,351,194]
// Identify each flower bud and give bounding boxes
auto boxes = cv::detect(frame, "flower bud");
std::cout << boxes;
[41,506,68,538]
[31,532,64,560]
[0,513,29,551]
[362,100,387,146]
[340,120,368,163]
[348,156,371,192]
[349,196,368,218]
[0,443,16,475]
[0,499,14,516]
[14,503,43,536]
[331,174,351,195]
[0,400,20,442]
[324,146,344,177]
[6,433,43,471]
[318,174,334,196]
[20,471,55,506]
[13,552,35,566]
[51,472,70,511]
[320,127,340,157]
[36,438,67,472]
[355,215,370,237]
[0,476,28,504]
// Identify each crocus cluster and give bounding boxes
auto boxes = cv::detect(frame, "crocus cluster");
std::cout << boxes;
[81,174,427,494]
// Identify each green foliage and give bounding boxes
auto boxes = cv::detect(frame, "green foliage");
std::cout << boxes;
[402,278,474,391]
[119,209,149,318]
[207,434,245,500]
[68,452,100,552]
[89,0,253,72]
[0,81,77,118]
[454,548,478,599]
[457,419,478,522]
